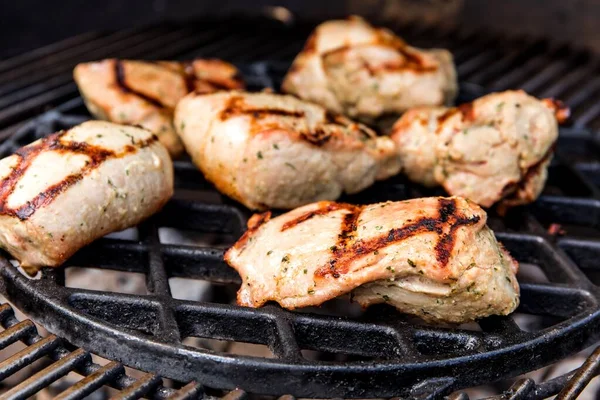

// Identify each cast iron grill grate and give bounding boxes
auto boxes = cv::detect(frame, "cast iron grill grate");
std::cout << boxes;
[0,302,205,399]
[0,16,600,399]
[1,64,600,399]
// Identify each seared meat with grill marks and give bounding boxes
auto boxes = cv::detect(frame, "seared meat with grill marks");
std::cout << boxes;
[225,197,519,323]
[0,121,173,274]
[282,16,457,124]
[391,90,569,210]
[174,91,401,210]
[74,59,244,156]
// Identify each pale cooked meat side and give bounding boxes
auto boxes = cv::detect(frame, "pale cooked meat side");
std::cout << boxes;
[281,16,457,123]
[73,59,244,156]
[0,121,173,273]
[174,91,401,210]
[391,90,569,209]
[225,197,519,324]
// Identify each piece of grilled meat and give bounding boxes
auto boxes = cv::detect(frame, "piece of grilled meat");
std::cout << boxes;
[281,16,457,124]
[391,90,569,210]
[174,91,401,210]
[0,121,173,274]
[74,59,244,156]
[225,196,519,324]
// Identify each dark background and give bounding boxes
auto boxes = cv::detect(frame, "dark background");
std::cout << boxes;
[1,0,600,58]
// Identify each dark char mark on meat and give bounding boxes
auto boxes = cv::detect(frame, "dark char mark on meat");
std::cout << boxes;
[230,211,272,252]
[0,130,157,221]
[218,95,337,146]
[219,95,306,121]
[280,202,359,232]
[313,198,480,278]
[114,60,168,109]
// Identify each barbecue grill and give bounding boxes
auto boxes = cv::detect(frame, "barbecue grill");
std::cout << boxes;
[2,15,600,400]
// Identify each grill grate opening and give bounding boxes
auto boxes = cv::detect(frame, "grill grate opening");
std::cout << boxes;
[65,267,147,295]
[183,337,276,359]
[516,262,551,284]
[158,227,237,249]
[168,277,213,302]
[511,313,569,333]
[104,227,140,242]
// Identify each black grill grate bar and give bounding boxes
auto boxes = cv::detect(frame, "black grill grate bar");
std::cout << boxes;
[477,316,523,336]
[518,283,595,318]
[110,372,163,400]
[562,75,600,110]
[0,302,14,321]
[572,100,600,128]
[270,317,303,361]
[0,28,194,106]
[556,346,600,400]
[0,26,171,87]
[0,319,36,349]
[63,275,590,353]
[53,361,125,400]
[0,26,237,129]
[538,60,599,99]
[141,221,182,343]
[142,223,175,296]
[111,24,232,62]
[1,348,90,399]
[165,382,204,400]
[506,378,536,400]
[0,25,228,109]
[0,31,103,74]
[525,370,578,399]
[395,21,456,49]
[174,31,259,60]
[400,23,461,53]
[452,35,500,65]
[228,36,302,63]
[456,49,504,80]
[487,45,571,91]
[0,334,62,381]
[452,31,508,62]
[0,82,84,131]
[426,26,480,53]
[383,327,422,360]
[182,31,289,62]
[221,388,248,400]
[519,53,588,95]
[495,231,592,288]
[465,39,547,85]
[555,152,600,199]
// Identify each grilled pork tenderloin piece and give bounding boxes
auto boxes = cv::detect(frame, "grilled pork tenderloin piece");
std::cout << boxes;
[174,90,401,210]
[0,121,173,274]
[225,196,519,324]
[74,58,244,157]
[281,16,457,125]
[390,90,569,210]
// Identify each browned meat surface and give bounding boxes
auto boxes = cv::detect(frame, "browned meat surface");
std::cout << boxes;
[390,90,569,210]
[74,59,244,156]
[225,196,519,323]
[0,121,173,274]
[174,91,401,210]
[282,16,457,124]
